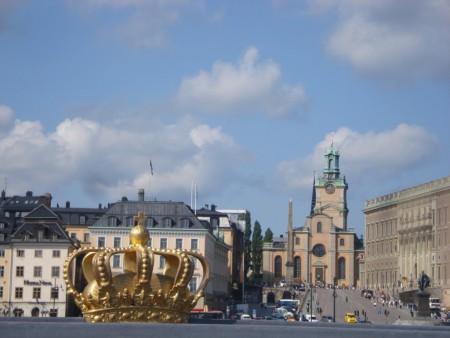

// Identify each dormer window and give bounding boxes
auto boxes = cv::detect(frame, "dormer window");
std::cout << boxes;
[126,217,134,227]
[162,218,172,228]
[108,217,118,227]
[145,218,155,228]
[181,218,190,228]
[79,215,86,225]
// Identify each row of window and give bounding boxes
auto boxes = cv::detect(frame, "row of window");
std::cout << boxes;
[14,249,60,258]
[106,217,192,228]
[2,265,61,278]
[110,254,200,270]
[97,237,199,250]
[10,286,59,300]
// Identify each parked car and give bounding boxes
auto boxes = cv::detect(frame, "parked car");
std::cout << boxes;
[305,314,318,322]
[240,314,252,320]
[321,315,334,322]
[344,312,357,323]
[279,280,288,287]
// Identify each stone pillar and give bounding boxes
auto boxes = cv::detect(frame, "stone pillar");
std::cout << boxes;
[416,291,431,317]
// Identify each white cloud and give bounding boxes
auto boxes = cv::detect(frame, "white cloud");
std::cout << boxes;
[176,47,307,117]
[306,0,450,82]
[67,0,205,48]
[0,108,246,206]
[0,105,14,132]
[277,124,438,191]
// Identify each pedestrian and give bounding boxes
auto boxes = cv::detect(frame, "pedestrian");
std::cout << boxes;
[346,296,348,303]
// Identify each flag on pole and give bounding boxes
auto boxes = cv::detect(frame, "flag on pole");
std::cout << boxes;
[150,158,154,175]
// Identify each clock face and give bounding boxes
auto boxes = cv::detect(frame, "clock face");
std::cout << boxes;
[312,244,326,257]
[325,183,335,194]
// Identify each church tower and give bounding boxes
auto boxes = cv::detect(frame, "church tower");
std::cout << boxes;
[313,141,348,230]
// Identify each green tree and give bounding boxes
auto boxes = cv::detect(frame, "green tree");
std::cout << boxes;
[263,227,273,242]
[251,220,263,276]
[243,211,252,282]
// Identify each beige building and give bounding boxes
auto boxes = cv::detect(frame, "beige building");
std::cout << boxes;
[263,143,364,288]
[363,175,450,306]
[87,191,230,312]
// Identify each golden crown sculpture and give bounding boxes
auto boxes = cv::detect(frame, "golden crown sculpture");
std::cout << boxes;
[63,212,210,323]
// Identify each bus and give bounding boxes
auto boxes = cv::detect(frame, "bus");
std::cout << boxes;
[189,309,225,320]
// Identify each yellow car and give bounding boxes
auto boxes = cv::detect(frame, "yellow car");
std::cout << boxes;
[344,313,357,323]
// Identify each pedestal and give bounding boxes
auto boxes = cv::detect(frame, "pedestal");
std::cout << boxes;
[416,291,430,317]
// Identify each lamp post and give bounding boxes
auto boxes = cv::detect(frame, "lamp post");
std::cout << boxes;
[332,276,337,322]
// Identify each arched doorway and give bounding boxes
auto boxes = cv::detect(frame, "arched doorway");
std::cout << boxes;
[31,307,40,317]
[267,292,275,304]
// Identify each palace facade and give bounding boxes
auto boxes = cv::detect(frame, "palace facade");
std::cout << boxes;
[363,175,450,306]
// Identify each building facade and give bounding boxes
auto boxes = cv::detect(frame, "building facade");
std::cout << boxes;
[363,175,450,306]
[263,143,364,288]
[87,191,230,311]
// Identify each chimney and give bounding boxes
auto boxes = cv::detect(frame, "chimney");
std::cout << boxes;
[98,203,102,209]
[26,191,33,197]
[138,189,145,202]
[122,196,128,202]
[205,204,209,210]
[66,201,70,208]
[211,204,216,212]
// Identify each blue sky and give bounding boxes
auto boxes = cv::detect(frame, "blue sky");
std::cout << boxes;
[0,0,449,237]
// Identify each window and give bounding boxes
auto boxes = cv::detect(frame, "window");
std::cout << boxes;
[98,237,105,248]
[51,266,60,278]
[191,239,198,250]
[338,257,346,279]
[52,250,60,258]
[181,218,190,228]
[16,266,24,277]
[83,233,90,242]
[0,266,4,278]
[189,277,198,292]
[15,287,23,299]
[17,250,25,257]
[79,215,86,224]
[176,238,183,249]
[317,222,322,233]
[147,238,152,247]
[108,217,117,227]
[51,287,59,299]
[70,233,77,240]
[34,266,42,278]
[126,217,134,227]
[274,256,282,277]
[32,287,41,299]
[0,286,3,298]
[193,257,199,269]
[0,223,4,229]
[159,256,166,269]
[145,218,154,228]
[294,256,301,278]
[160,238,167,249]
[113,255,120,268]
[0,249,4,257]
[34,250,43,258]
[163,218,172,228]
[113,237,121,248]
[295,237,300,245]
[339,238,345,246]
[49,309,58,317]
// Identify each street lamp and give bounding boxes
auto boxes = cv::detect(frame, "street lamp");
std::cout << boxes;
[332,276,337,322]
